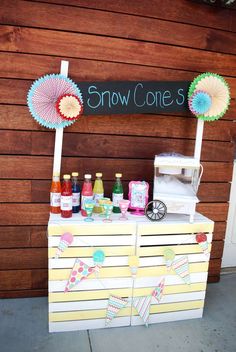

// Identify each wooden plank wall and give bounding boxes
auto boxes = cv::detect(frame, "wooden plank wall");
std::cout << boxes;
[0,0,235,298]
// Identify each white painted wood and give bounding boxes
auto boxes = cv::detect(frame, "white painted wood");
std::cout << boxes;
[49,277,133,292]
[52,60,69,175]
[131,308,203,326]
[139,233,213,246]
[222,160,236,267]
[49,291,205,312]
[49,235,135,247]
[49,256,129,269]
[49,316,131,332]
[194,119,204,161]
[49,300,131,312]
[49,211,213,226]
[156,291,205,304]
[49,272,208,292]
[134,272,208,288]
[49,252,209,269]
[139,253,209,267]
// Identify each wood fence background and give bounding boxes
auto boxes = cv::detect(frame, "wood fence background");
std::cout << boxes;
[0,0,235,298]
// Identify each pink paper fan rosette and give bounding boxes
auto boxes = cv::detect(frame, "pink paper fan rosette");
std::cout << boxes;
[27,74,83,129]
[56,94,83,120]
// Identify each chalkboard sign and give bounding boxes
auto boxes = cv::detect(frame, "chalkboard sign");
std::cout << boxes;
[77,81,191,115]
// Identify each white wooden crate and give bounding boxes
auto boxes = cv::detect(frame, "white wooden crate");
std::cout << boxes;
[48,214,136,332]
[48,212,214,332]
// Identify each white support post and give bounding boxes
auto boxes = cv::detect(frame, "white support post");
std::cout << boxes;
[194,119,204,162]
[52,60,69,176]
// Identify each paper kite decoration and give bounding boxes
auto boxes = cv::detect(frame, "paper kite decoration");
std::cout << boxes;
[105,295,128,326]
[152,278,165,303]
[172,255,191,285]
[64,258,97,292]
[55,232,74,259]
[27,74,83,129]
[163,248,175,271]
[196,232,209,256]
[188,72,230,121]
[132,295,152,327]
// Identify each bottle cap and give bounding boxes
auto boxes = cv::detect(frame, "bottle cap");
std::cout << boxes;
[115,173,122,178]
[72,172,79,177]
[96,172,102,177]
[84,174,92,179]
[63,174,71,180]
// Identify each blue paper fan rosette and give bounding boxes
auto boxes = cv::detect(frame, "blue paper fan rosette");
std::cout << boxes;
[27,74,83,129]
[188,72,230,121]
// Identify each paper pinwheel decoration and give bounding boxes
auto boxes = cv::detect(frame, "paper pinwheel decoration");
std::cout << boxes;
[188,72,230,121]
[27,74,83,129]
[56,94,83,121]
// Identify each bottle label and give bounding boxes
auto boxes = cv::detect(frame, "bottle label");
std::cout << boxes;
[72,192,80,206]
[61,196,72,211]
[81,195,93,210]
[94,193,104,206]
[50,192,61,207]
[112,193,123,207]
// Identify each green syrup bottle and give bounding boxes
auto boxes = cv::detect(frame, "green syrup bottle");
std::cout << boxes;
[112,173,123,213]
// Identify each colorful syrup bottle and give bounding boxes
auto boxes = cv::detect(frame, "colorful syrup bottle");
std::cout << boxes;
[50,172,61,214]
[93,172,104,213]
[71,172,80,213]
[112,173,123,213]
[81,174,93,217]
[61,174,72,218]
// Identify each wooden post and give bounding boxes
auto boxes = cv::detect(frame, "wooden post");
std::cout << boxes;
[52,60,69,175]
[194,119,204,161]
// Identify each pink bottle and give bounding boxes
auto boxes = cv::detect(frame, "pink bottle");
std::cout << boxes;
[81,174,93,216]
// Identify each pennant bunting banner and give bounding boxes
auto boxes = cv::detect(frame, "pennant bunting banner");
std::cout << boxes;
[132,295,152,327]
[105,295,128,326]
[152,278,165,303]
[64,258,97,292]
[172,255,191,285]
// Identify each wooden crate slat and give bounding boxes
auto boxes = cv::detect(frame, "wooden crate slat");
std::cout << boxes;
[131,308,203,326]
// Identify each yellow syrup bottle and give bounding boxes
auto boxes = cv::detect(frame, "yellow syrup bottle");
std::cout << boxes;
[93,173,104,213]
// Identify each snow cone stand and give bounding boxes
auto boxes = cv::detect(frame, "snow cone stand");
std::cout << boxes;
[27,61,230,332]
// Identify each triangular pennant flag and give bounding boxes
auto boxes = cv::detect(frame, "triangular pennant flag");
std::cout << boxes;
[105,295,128,326]
[152,278,165,303]
[132,295,152,327]
[163,248,175,271]
[64,258,97,292]
[172,255,191,285]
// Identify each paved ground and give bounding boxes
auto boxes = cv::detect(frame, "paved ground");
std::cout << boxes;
[0,273,236,352]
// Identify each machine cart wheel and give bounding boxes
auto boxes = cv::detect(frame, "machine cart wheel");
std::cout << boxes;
[145,200,167,221]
